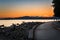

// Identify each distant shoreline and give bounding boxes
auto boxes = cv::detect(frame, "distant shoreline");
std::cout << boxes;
[0,19,60,20]
[0,16,60,20]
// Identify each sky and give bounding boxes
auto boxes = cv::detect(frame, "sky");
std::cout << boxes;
[0,0,54,18]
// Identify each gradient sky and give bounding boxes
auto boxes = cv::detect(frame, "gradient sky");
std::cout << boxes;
[0,0,54,18]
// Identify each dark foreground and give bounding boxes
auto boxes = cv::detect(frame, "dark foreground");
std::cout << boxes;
[0,22,43,40]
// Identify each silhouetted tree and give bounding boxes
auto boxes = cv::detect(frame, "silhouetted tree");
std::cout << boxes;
[52,0,60,17]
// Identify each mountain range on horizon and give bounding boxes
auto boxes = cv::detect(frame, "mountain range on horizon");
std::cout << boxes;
[0,16,60,20]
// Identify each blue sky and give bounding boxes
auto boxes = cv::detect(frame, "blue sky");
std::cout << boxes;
[0,0,52,5]
[0,0,53,10]
[0,0,54,18]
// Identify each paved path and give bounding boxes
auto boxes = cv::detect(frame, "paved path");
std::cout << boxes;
[35,21,60,40]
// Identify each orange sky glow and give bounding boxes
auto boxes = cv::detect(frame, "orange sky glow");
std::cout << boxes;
[0,0,54,18]
[0,7,54,18]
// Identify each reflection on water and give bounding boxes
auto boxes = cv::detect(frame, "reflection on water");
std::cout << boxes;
[0,19,60,26]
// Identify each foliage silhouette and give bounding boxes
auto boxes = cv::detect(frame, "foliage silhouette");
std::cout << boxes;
[53,0,60,17]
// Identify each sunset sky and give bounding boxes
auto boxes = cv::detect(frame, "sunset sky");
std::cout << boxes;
[0,0,54,18]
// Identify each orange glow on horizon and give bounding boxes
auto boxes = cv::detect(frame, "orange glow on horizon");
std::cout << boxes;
[0,6,54,18]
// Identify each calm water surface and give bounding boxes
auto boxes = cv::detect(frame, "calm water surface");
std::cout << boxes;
[0,19,60,26]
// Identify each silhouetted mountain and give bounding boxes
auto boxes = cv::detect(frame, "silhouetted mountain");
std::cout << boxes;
[16,16,42,19]
[0,16,60,20]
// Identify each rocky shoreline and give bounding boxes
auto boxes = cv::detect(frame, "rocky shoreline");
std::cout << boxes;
[0,22,43,40]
